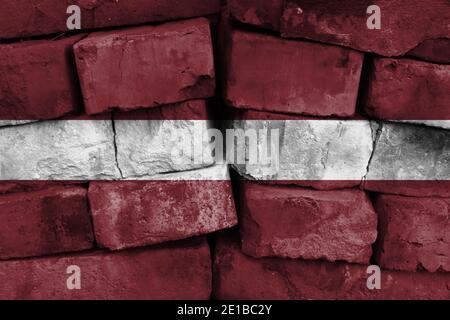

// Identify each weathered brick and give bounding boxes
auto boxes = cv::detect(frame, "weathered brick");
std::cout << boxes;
[228,119,373,188]
[0,238,211,300]
[114,101,215,178]
[0,121,35,127]
[395,121,450,130]
[375,194,450,272]
[229,0,283,31]
[0,182,85,195]
[115,99,211,121]
[280,0,450,57]
[364,58,450,120]
[0,120,120,180]
[0,0,220,39]
[214,233,450,300]
[225,29,363,117]
[0,186,93,260]
[89,166,237,250]
[74,18,215,115]
[408,39,450,64]
[87,0,220,29]
[365,122,450,197]
[0,35,83,120]
[240,182,377,264]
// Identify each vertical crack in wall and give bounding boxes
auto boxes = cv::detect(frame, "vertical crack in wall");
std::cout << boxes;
[363,120,384,182]
[111,114,124,179]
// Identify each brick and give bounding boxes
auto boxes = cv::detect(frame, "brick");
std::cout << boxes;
[408,39,450,64]
[213,233,450,300]
[141,163,233,181]
[0,0,220,40]
[74,18,215,115]
[365,122,450,197]
[225,29,363,117]
[0,238,211,300]
[0,120,120,180]
[0,35,83,121]
[280,0,450,57]
[375,194,450,272]
[89,167,237,250]
[229,0,283,31]
[115,99,211,121]
[87,0,220,29]
[228,119,373,188]
[364,58,450,120]
[395,121,450,130]
[0,121,35,127]
[0,186,93,260]
[114,102,215,178]
[0,182,85,195]
[240,182,377,264]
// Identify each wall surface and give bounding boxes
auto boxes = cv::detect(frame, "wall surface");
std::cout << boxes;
[0,0,449,300]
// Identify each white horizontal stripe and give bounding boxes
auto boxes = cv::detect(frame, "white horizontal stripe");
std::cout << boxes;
[0,119,448,181]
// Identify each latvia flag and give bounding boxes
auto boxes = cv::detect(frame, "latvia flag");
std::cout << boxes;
[0,1,449,301]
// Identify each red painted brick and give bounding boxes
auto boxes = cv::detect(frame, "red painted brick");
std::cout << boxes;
[0,0,220,40]
[363,58,450,120]
[408,39,450,64]
[363,181,450,199]
[0,35,83,120]
[214,233,450,300]
[89,181,237,250]
[0,186,93,260]
[0,181,85,195]
[280,0,450,57]
[114,99,211,120]
[240,182,377,264]
[88,0,220,29]
[375,194,450,272]
[0,238,211,300]
[225,29,363,117]
[229,0,283,31]
[74,18,215,115]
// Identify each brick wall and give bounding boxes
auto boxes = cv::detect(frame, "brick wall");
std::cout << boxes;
[0,1,449,300]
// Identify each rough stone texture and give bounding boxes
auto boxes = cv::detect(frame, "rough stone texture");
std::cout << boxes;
[115,99,211,121]
[0,120,120,180]
[240,182,377,264]
[0,186,93,260]
[395,121,450,130]
[74,18,215,115]
[132,163,232,181]
[0,182,85,195]
[213,233,450,300]
[408,39,450,64]
[0,0,220,39]
[364,58,450,120]
[0,35,83,120]
[0,121,36,127]
[365,122,450,197]
[89,175,237,250]
[115,120,214,177]
[375,194,450,272]
[228,120,373,188]
[114,117,215,178]
[225,29,363,117]
[228,0,283,31]
[0,238,211,300]
[279,0,450,57]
